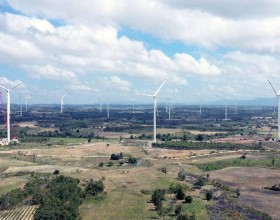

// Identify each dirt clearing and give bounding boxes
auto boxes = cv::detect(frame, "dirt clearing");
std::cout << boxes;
[209,167,280,219]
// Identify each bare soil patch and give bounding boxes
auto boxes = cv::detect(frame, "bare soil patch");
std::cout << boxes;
[1,142,136,158]
[4,165,88,174]
[209,167,280,219]
[211,135,264,144]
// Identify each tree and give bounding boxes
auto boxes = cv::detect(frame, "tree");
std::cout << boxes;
[161,167,167,175]
[151,189,165,216]
[195,134,203,141]
[85,180,104,196]
[185,195,193,203]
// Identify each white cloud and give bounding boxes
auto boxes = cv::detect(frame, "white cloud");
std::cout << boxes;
[1,1,280,103]
[25,64,77,80]
[101,76,131,92]
[5,0,280,53]
[0,77,25,89]
[0,13,217,84]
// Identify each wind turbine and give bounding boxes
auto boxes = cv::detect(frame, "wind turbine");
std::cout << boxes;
[24,96,32,112]
[15,90,23,117]
[60,94,67,113]
[217,95,228,120]
[19,95,23,116]
[142,79,167,143]
[0,83,22,144]
[99,97,103,113]
[107,100,110,119]
[159,97,171,120]
[268,80,280,141]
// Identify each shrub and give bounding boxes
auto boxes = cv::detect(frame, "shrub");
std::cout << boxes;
[107,162,113,167]
[53,170,60,175]
[98,162,104,167]
[151,189,165,215]
[85,180,104,196]
[110,153,123,160]
[174,205,182,215]
[185,195,193,203]
[206,191,213,201]
[176,188,185,200]
[178,170,186,181]
[128,156,137,164]
[194,176,206,189]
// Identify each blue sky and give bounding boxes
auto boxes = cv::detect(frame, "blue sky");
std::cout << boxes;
[0,0,280,104]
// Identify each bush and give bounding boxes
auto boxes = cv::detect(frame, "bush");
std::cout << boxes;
[176,188,185,200]
[107,161,113,167]
[98,162,104,167]
[110,153,123,160]
[53,170,60,175]
[151,189,165,215]
[178,170,186,181]
[128,156,137,164]
[206,191,212,201]
[85,180,104,196]
[194,176,206,189]
[174,205,182,215]
[185,195,193,203]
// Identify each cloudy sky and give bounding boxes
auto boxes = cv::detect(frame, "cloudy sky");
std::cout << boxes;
[0,0,280,104]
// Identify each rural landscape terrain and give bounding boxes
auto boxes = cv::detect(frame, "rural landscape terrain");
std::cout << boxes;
[0,104,279,220]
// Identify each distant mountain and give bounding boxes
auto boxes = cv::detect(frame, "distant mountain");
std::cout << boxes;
[204,97,277,106]
[236,97,276,106]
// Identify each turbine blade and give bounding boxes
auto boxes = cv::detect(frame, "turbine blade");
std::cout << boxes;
[268,80,277,95]
[154,79,167,96]
[216,95,225,100]
[0,85,8,91]
[11,82,22,90]
[140,93,153,97]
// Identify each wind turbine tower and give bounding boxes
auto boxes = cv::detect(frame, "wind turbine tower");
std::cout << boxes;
[60,94,67,113]
[168,98,171,120]
[142,79,167,143]
[268,80,280,141]
[0,83,22,143]
[217,95,228,120]
[25,96,32,112]
[99,97,102,113]
[107,100,110,119]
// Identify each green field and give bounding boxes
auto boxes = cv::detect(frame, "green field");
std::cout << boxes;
[194,155,280,171]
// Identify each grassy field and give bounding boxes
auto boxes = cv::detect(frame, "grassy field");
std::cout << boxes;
[80,191,158,220]
[194,155,280,171]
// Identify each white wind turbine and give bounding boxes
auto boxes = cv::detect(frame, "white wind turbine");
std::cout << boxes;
[159,97,171,120]
[0,83,22,144]
[107,100,110,119]
[268,80,280,141]
[142,79,167,143]
[24,96,32,112]
[217,95,229,120]
[15,90,23,117]
[99,97,103,113]
[60,94,67,113]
